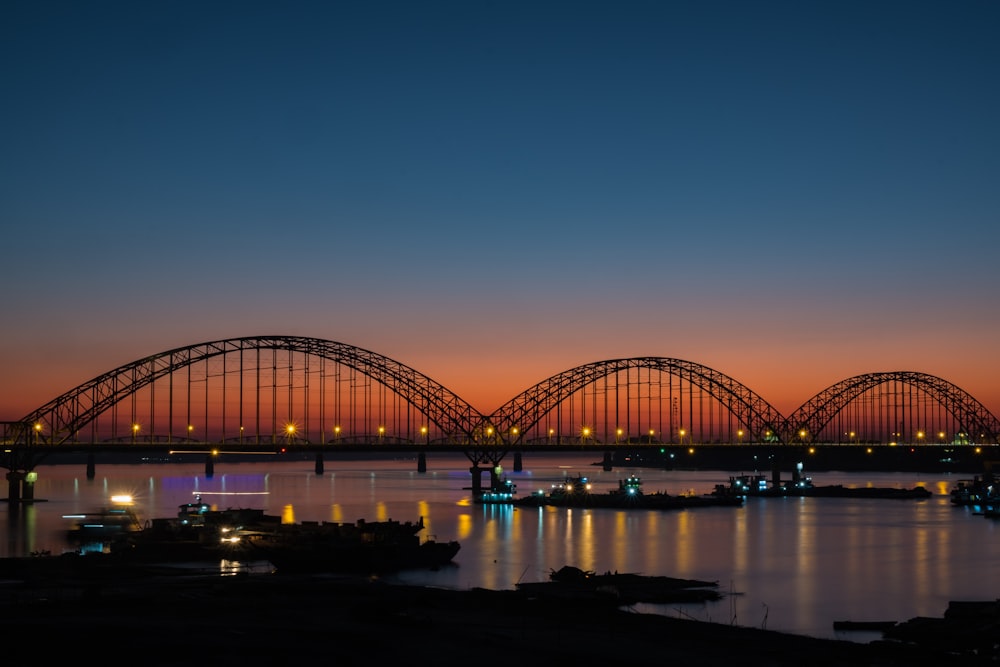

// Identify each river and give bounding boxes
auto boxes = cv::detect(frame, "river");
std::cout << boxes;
[3,452,996,641]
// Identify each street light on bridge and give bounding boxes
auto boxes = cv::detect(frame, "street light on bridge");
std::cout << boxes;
[132,423,140,444]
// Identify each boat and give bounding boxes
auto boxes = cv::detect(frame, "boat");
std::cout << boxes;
[64,495,144,543]
[714,463,932,500]
[475,476,518,504]
[108,497,281,562]
[950,473,995,506]
[244,516,460,574]
[515,565,722,604]
[516,474,743,510]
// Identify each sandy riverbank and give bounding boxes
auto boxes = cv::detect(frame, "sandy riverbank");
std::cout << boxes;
[0,568,985,666]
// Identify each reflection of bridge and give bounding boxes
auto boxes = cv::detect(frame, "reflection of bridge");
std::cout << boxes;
[2,336,999,495]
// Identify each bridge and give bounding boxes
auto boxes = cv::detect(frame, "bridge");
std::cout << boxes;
[2,336,999,500]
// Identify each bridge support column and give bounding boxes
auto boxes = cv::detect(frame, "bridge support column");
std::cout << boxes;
[21,472,36,501]
[469,466,483,497]
[602,451,613,471]
[513,452,522,472]
[315,453,324,475]
[5,471,23,504]
[205,454,215,478]
[86,453,95,480]
[417,452,427,473]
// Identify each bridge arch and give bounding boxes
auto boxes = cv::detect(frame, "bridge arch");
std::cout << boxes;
[784,371,1000,446]
[486,357,786,446]
[19,336,484,446]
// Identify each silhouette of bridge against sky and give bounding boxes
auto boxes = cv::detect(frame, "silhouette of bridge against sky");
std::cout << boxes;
[2,335,999,499]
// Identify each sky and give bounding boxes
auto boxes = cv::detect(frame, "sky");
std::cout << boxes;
[2,0,998,421]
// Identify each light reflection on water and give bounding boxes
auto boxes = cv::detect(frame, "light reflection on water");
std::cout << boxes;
[2,452,997,641]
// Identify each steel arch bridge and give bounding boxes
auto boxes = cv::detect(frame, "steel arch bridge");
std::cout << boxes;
[9,336,482,450]
[2,337,999,471]
[485,357,786,445]
[784,371,1000,446]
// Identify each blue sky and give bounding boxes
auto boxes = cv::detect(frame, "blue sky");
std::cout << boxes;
[2,1,998,416]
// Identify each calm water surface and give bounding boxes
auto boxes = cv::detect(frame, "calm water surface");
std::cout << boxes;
[3,452,996,641]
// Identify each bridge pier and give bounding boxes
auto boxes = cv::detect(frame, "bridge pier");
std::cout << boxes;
[315,453,324,475]
[602,451,613,471]
[86,453,95,480]
[513,452,522,472]
[469,466,483,497]
[21,472,35,501]
[205,454,215,478]
[5,471,23,504]
[417,452,427,473]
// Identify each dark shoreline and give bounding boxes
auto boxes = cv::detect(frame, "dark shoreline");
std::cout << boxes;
[0,568,989,666]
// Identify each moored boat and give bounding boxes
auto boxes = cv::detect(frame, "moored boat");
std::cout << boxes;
[714,463,932,500]
[516,565,722,604]
[475,476,518,504]
[244,516,460,574]
[108,497,281,562]
[516,474,743,510]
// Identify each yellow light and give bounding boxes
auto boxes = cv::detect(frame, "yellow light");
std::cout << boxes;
[286,424,295,434]
[688,448,694,455]
[511,427,518,435]
[132,424,140,433]
[110,494,133,504]
[33,423,42,432]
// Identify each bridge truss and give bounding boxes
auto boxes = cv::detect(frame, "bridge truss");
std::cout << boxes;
[13,336,481,448]
[3,339,998,462]
[784,371,1000,446]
